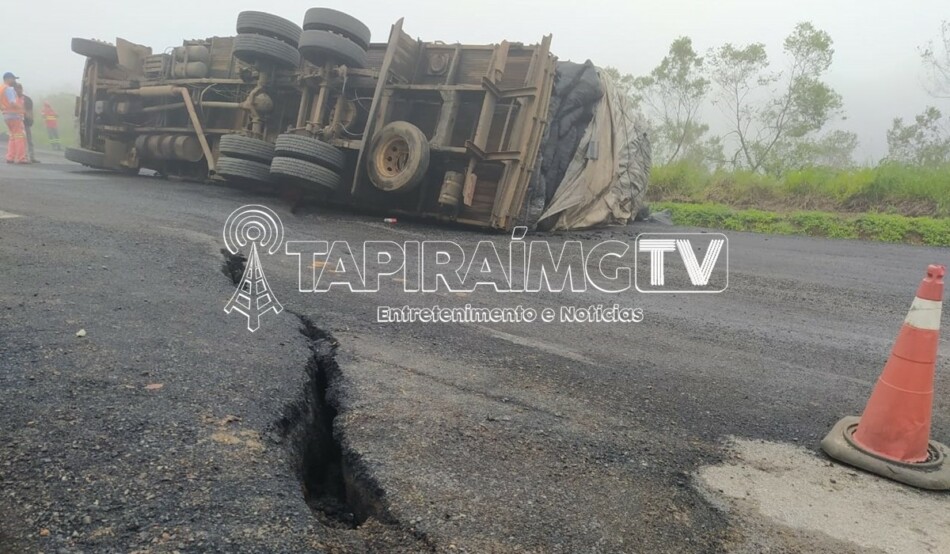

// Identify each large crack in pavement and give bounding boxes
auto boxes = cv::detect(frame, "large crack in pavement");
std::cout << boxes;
[220,251,434,550]
[220,249,248,285]
[278,314,393,528]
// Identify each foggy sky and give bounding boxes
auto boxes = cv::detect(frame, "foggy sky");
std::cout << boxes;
[5,0,946,162]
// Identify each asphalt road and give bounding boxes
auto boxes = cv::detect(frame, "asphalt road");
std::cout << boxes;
[1,153,948,553]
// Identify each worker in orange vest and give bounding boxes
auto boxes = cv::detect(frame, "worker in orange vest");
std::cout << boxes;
[41,101,61,151]
[1,72,28,164]
[15,84,38,163]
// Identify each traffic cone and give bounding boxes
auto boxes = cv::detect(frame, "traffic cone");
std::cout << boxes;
[852,264,944,463]
[821,264,950,490]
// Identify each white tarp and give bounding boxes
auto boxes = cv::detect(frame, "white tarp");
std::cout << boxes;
[537,73,651,231]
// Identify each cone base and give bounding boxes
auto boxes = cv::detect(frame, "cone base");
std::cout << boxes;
[821,416,950,490]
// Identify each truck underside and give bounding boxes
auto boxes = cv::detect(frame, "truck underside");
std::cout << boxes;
[68,9,648,231]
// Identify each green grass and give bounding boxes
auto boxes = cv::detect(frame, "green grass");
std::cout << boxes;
[648,162,950,218]
[653,202,950,246]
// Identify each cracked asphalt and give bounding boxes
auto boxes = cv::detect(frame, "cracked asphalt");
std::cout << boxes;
[1,152,949,553]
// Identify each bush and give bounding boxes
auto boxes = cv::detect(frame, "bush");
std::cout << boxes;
[653,202,950,246]
[915,218,950,246]
[723,209,783,233]
[703,170,781,208]
[788,212,857,239]
[648,162,950,218]
[854,214,912,243]
[648,161,707,201]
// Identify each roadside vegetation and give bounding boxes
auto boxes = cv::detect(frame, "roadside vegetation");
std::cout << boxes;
[609,20,950,245]
[653,202,950,247]
[648,163,950,218]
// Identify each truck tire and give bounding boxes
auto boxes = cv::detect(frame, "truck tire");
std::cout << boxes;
[366,121,430,193]
[274,134,345,172]
[233,34,301,69]
[298,30,367,69]
[302,8,371,50]
[236,11,302,47]
[270,156,342,191]
[65,147,107,169]
[219,135,275,164]
[216,156,273,184]
[71,38,118,64]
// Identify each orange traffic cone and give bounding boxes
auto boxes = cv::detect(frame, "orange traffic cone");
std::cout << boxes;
[821,264,950,490]
[852,264,944,463]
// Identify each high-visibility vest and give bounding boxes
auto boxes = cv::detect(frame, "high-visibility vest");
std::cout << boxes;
[42,105,58,127]
[0,84,24,116]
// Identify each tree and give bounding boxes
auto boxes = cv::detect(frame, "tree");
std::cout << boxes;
[886,107,950,165]
[708,22,844,173]
[766,130,858,171]
[921,21,950,98]
[887,22,950,166]
[632,37,714,165]
[602,67,637,101]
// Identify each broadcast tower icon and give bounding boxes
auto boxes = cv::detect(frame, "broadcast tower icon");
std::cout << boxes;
[226,243,283,332]
[223,205,285,332]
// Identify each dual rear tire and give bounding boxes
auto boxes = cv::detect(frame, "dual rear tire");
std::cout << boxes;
[232,34,301,69]
[216,134,346,192]
[237,11,302,47]
[233,12,303,68]
[298,8,371,69]
[216,135,275,186]
[232,9,371,69]
[226,10,430,195]
[216,157,272,184]
[270,135,345,191]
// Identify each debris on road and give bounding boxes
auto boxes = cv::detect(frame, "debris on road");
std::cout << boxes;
[218,414,242,426]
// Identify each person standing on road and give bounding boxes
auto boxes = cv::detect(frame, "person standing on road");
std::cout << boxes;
[15,84,38,163]
[41,101,61,151]
[0,72,28,164]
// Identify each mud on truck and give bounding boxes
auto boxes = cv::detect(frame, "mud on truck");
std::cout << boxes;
[67,8,650,231]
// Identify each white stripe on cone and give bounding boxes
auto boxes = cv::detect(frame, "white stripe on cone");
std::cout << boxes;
[905,297,943,331]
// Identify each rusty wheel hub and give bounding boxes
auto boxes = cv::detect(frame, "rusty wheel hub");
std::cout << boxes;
[375,136,411,179]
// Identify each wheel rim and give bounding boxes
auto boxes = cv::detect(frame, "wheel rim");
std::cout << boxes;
[376,136,410,179]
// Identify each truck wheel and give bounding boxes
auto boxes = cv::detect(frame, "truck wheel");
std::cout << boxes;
[65,147,107,169]
[366,121,430,193]
[71,38,118,64]
[302,8,371,50]
[216,156,273,184]
[233,34,301,68]
[298,30,367,69]
[270,156,342,191]
[274,134,345,172]
[236,11,302,47]
[219,135,275,164]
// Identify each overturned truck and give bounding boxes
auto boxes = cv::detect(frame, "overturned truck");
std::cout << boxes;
[67,8,650,231]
